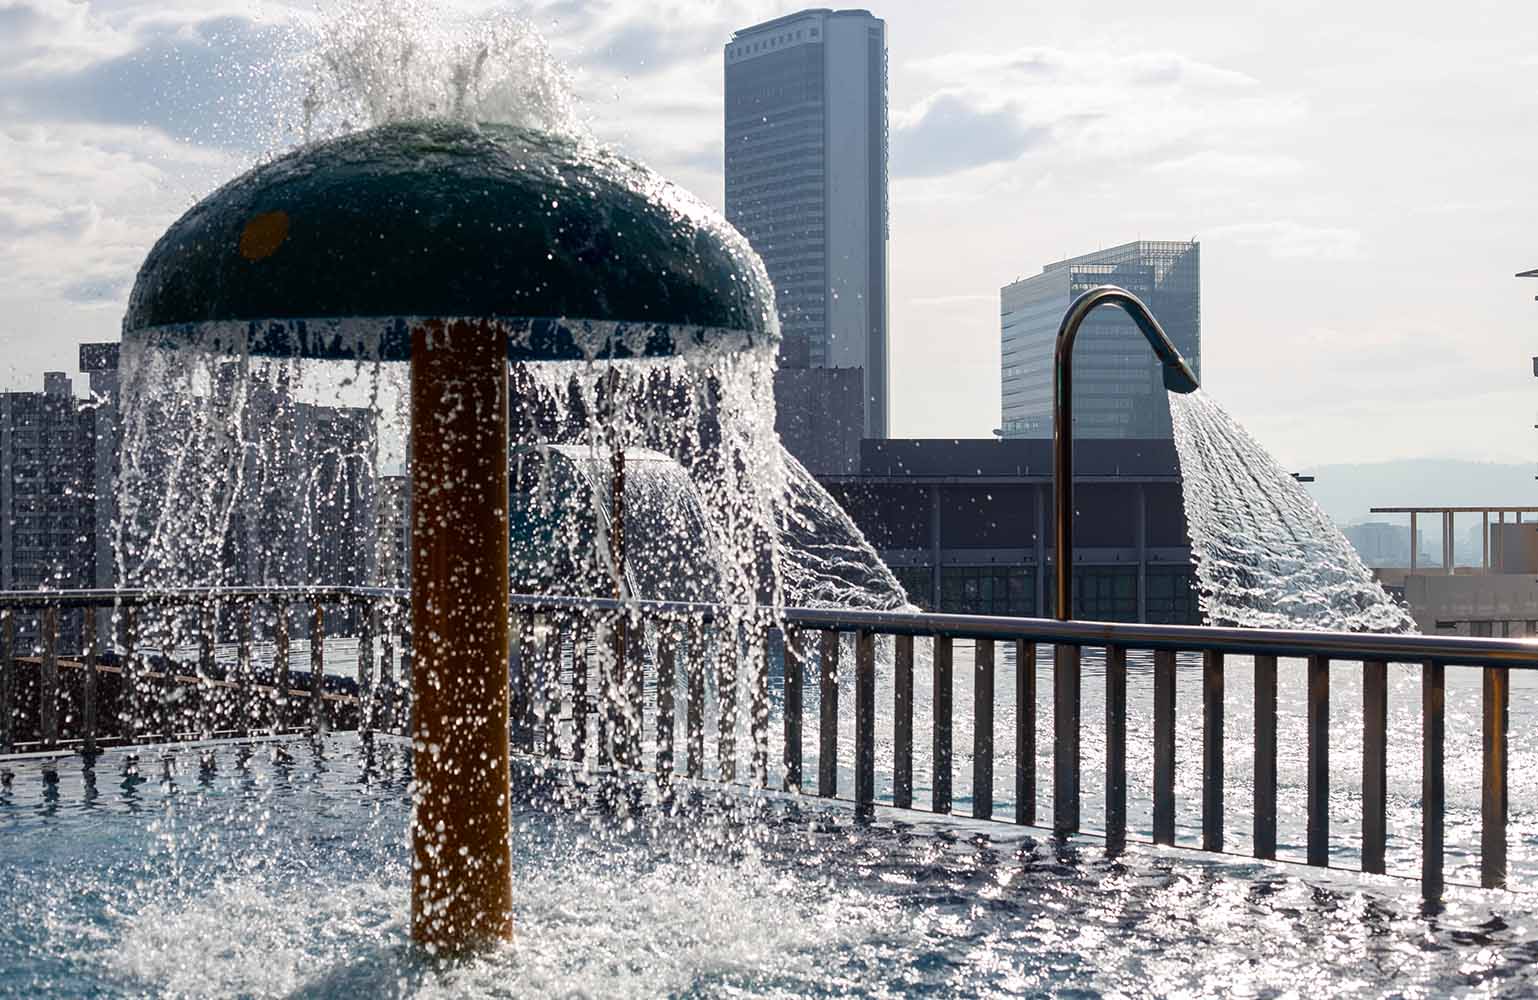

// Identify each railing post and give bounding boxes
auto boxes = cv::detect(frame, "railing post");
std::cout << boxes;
[893,633,914,809]
[119,605,138,743]
[1016,639,1035,826]
[359,603,376,732]
[656,624,676,787]
[783,627,804,792]
[626,614,645,769]
[1482,665,1509,889]
[973,637,994,820]
[718,622,737,783]
[1105,644,1127,852]
[752,626,770,788]
[199,602,217,740]
[1423,660,1445,900]
[0,609,12,754]
[1307,654,1329,867]
[41,605,59,750]
[1053,643,1080,835]
[1362,659,1389,874]
[599,612,619,766]
[1254,654,1278,860]
[933,635,953,814]
[515,613,536,755]
[82,606,99,755]
[686,619,705,780]
[855,629,875,816]
[380,601,397,733]
[309,601,326,736]
[570,619,588,766]
[817,630,839,797]
[1152,649,1176,846]
[227,602,248,735]
[274,601,291,731]
[1202,650,1224,854]
[544,617,564,759]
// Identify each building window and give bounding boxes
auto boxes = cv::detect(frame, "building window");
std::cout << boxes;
[1046,566,1139,622]
[940,565,1034,617]
[892,565,932,609]
[1146,566,1199,624]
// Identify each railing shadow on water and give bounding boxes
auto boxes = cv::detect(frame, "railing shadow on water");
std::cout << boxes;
[1,586,1527,901]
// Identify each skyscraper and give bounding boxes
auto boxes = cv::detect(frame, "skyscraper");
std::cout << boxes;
[1001,241,1201,440]
[725,9,889,472]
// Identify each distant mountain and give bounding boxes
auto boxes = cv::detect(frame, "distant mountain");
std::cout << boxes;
[1297,460,1533,525]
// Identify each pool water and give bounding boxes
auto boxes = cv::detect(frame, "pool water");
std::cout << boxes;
[2,734,1535,998]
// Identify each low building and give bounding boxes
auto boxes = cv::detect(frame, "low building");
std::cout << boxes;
[1368,505,1538,635]
[818,438,1198,623]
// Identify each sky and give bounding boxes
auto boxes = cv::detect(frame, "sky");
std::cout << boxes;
[2,0,1536,471]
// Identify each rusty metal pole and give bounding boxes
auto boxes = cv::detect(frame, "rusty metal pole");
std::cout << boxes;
[409,320,513,951]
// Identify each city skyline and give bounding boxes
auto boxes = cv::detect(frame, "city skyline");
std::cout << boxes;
[0,0,1534,472]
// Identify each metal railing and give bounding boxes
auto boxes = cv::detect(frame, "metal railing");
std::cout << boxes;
[0,587,408,755]
[4,587,1529,899]
[501,593,1529,900]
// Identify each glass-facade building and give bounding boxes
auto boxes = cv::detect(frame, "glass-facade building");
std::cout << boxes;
[724,9,889,452]
[1001,240,1200,439]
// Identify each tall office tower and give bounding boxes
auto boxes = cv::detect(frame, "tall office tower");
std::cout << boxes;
[1001,240,1200,439]
[725,8,889,474]
[0,372,98,625]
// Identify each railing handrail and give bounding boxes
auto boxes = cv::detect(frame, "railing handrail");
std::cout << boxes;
[0,586,406,610]
[4,587,1535,668]
[502,593,1538,669]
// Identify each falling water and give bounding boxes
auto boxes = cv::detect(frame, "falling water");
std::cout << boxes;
[1170,390,1415,632]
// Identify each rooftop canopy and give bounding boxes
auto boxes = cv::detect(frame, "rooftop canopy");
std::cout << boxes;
[123,121,777,361]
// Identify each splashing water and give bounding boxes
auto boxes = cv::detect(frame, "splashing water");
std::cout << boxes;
[1170,390,1415,632]
[295,0,582,142]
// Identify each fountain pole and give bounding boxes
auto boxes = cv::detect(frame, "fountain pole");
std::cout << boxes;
[409,320,514,950]
[1052,285,1198,835]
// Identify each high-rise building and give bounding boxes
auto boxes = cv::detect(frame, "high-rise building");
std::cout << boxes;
[79,343,121,591]
[725,8,889,473]
[0,372,98,602]
[1002,240,1201,440]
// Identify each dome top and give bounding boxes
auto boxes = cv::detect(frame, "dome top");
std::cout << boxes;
[124,121,776,360]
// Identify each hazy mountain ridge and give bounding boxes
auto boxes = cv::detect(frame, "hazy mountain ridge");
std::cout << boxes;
[1298,459,1533,526]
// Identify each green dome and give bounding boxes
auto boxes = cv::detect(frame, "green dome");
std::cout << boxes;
[123,121,777,360]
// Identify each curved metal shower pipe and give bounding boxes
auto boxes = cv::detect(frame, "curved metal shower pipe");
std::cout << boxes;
[1053,285,1200,621]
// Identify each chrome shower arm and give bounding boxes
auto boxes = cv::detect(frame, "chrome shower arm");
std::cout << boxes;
[1053,285,1200,621]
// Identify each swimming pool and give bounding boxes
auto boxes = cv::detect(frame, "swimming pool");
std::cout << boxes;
[2,734,1534,998]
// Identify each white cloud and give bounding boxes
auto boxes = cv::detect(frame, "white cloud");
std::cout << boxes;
[894,44,1304,176]
[1149,150,1310,179]
[1208,220,1364,261]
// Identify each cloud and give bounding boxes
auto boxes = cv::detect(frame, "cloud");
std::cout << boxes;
[584,18,722,76]
[908,294,998,308]
[1149,150,1309,179]
[59,273,130,306]
[892,92,1048,178]
[0,0,128,74]
[895,44,1301,175]
[0,12,304,150]
[1209,220,1364,261]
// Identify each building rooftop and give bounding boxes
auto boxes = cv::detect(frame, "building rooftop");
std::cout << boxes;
[732,8,877,38]
[820,438,1182,482]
